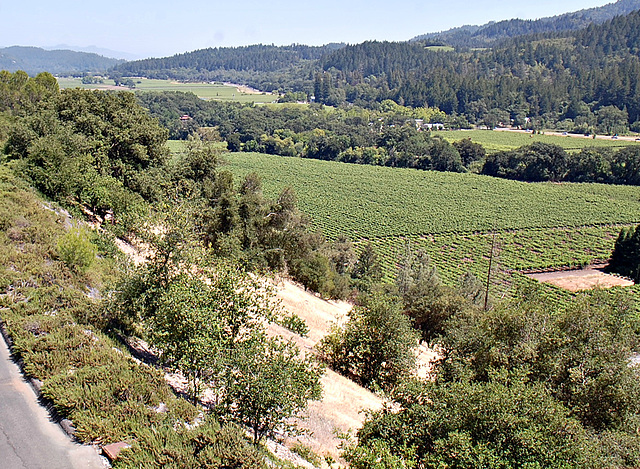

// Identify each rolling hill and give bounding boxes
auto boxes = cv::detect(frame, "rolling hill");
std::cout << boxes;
[0,46,123,75]
[411,0,640,48]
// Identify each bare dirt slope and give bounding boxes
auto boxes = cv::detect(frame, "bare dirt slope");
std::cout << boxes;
[266,281,383,461]
[526,265,634,292]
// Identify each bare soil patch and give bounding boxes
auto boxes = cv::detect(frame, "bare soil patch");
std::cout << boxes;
[266,281,379,461]
[526,265,634,292]
[223,82,264,95]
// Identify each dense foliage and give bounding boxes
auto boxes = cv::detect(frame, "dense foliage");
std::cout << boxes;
[3,75,170,233]
[112,43,345,85]
[139,91,640,188]
[0,70,330,465]
[483,142,640,184]
[139,92,464,172]
[345,290,640,468]
[608,224,640,282]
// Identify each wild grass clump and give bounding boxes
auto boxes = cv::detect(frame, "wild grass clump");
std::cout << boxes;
[290,442,322,467]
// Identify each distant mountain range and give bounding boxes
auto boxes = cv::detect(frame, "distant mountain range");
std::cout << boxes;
[411,0,640,47]
[0,46,123,75]
[43,44,143,61]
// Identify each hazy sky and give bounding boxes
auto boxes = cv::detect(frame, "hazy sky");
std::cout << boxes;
[0,0,613,58]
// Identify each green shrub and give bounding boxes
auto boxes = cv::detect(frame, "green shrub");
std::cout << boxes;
[56,227,97,273]
[279,314,309,337]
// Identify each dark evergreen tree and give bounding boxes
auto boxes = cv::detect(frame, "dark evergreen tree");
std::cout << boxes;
[607,225,640,281]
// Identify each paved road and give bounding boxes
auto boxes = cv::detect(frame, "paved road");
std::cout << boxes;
[0,334,105,469]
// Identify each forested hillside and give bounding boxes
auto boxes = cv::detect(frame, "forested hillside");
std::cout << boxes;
[112,43,344,83]
[0,46,123,75]
[316,10,640,127]
[411,0,640,48]
[110,8,640,131]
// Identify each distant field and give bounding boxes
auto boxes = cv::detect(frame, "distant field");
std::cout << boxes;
[425,45,455,52]
[57,77,276,104]
[434,129,640,153]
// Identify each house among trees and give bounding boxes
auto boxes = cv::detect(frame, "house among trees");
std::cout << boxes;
[415,119,444,131]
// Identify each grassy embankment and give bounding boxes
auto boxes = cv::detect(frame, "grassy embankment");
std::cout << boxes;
[0,164,267,468]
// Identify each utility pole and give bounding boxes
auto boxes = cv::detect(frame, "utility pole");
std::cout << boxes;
[485,230,497,311]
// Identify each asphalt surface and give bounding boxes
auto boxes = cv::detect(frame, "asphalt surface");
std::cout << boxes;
[0,333,105,469]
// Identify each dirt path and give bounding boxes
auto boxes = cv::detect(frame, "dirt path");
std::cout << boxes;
[222,82,265,95]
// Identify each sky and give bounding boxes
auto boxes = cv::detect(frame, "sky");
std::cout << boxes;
[0,0,614,59]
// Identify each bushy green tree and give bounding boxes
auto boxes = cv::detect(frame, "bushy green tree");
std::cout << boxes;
[222,336,323,444]
[453,138,486,167]
[151,276,224,403]
[351,242,383,291]
[56,226,97,274]
[396,245,471,343]
[353,373,598,469]
[482,142,568,181]
[4,87,168,232]
[317,293,418,391]
[608,224,640,281]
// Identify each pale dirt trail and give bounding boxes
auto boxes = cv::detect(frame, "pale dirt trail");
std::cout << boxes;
[267,279,439,461]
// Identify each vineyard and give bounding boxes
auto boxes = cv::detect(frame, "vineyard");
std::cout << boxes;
[361,226,622,282]
[434,129,640,154]
[219,151,640,307]
[225,152,640,239]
